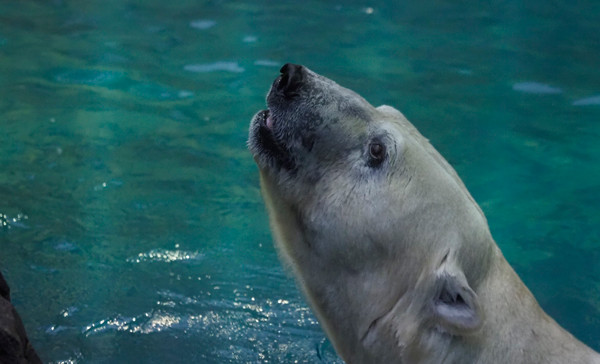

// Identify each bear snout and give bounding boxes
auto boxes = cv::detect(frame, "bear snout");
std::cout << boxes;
[275,63,305,98]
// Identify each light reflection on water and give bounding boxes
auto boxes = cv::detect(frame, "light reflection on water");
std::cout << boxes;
[126,249,204,264]
[0,0,599,363]
[1,212,29,229]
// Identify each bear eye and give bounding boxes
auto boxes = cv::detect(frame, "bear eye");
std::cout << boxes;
[368,141,386,167]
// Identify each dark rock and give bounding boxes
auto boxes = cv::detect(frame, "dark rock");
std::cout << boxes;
[0,271,42,364]
[0,273,9,301]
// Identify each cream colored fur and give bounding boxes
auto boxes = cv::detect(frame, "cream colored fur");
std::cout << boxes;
[249,65,600,364]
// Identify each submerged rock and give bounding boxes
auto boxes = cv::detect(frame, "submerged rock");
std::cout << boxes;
[0,272,42,364]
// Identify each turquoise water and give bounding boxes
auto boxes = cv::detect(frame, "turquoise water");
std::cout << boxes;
[1,1,599,362]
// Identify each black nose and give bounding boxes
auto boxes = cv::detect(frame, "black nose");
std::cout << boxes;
[277,63,304,97]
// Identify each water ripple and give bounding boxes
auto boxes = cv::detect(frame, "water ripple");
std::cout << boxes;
[190,19,217,30]
[254,59,279,67]
[184,61,245,73]
[127,83,194,101]
[512,81,562,94]
[53,68,125,86]
[83,311,204,335]
[156,289,200,306]
[572,95,600,106]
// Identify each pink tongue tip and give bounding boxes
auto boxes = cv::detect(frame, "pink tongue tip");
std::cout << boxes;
[266,114,274,129]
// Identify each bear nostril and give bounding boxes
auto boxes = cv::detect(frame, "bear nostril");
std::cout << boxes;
[277,63,304,97]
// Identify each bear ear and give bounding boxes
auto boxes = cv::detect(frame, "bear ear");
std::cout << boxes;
[431,267,483,335]
[376,105,404,118]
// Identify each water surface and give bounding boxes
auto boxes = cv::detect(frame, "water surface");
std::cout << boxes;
[1,1,599,362]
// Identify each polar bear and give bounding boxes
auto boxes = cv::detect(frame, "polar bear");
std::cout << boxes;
[248,64,600,364]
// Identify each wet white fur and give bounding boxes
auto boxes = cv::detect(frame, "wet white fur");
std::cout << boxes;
[254,71,600,363]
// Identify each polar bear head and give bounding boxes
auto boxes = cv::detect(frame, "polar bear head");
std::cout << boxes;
[248,64,496,362]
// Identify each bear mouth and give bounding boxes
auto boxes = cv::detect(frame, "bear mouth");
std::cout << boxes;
[249,64,309,172]
[249,108,296,171]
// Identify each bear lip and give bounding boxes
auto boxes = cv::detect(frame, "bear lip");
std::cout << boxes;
[258,109,270,127]
[266,113,274,129]
[249,109,296,171]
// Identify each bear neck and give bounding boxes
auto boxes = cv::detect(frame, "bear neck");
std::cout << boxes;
[454,247,600,364]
